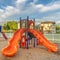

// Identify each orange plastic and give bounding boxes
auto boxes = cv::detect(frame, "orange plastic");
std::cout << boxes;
[28,20,34,27]
[2,28,26,57]
[2,28,58,57]
[28,29,58,52]
[21,36,26,47]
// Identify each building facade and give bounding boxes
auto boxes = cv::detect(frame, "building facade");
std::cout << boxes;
[40,21,56,33]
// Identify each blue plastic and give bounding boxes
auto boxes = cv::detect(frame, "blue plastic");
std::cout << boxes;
[0,26,2,32]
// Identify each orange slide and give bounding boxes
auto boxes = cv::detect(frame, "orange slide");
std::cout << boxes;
[2,28,58,57]
[2,28,26,57]
[28,29,58,52]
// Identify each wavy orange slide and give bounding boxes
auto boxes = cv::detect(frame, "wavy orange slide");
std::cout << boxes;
[28,29,58,52]
[2,28,26,57]
[2,28,58,57]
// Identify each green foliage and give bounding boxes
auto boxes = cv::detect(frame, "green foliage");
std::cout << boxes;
[3,21,18,31]
[3,24,6,30]
[56,26,60,30]
[56,25,60,33]
[7,21,18,30]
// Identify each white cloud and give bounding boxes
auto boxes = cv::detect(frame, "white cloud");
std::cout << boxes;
[1,6,19,19]
[0,9,4,16]
[36,4,44,8]
[0,9,4,13]
[15,0,27,8]
[21,3,37,14]
[0,0,27,22]
[29,1,60,13]
[41,12,60,22]
[41,4,60,12]
[0,6,20,22]
[0,0,60,22]
[21,1,60,13]
[16,0,26,4]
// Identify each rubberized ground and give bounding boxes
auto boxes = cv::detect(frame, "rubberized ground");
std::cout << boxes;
[0,38,60,60]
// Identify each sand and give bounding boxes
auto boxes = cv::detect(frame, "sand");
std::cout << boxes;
[0,38,60,60]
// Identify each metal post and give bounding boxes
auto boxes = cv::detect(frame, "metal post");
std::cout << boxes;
[20,17,22,29]
[20,17,21,48]
[34,18,38,46]
[26,16,29,49]
[33,18,36,48]
[34,18,35,29]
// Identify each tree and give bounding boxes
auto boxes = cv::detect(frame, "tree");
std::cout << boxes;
[6,21,18,30]
[3,21,18,31]
[56,25,60,33]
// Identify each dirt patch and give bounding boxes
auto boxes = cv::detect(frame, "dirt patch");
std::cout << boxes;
[0,39,60,60]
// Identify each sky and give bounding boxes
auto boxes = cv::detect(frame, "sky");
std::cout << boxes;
[0,0,60,23]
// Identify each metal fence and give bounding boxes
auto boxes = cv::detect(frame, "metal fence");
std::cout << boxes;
[44,34,60,42]
[0,32,13,38]
[0,32,60,42]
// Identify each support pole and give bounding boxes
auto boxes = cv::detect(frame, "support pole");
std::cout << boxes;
[34,18,35,29]
[20,17,22,28]
[33,18,36,48]
[20,17,22,48]
[26,16,29,49]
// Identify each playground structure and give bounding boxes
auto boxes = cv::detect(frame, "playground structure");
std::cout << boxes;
[0,26,8,40]
[1,16,58,57]
[19,17,36,48]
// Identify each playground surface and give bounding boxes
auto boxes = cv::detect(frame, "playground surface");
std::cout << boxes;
[0,38,60,60]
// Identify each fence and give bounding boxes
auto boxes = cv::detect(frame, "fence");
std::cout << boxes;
[0,32,13,38]
[0,32,60,42]
[44,34,60,42]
